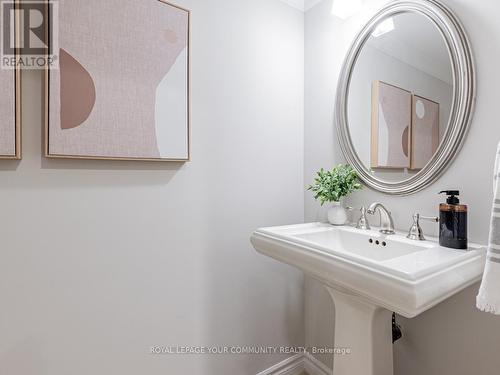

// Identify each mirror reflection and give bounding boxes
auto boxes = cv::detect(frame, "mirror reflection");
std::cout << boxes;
[348,12,453,182]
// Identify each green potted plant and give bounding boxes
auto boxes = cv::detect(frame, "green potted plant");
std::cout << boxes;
[308,164,362,225]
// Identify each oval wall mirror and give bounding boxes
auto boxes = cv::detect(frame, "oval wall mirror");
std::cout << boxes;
[335,0,475,195]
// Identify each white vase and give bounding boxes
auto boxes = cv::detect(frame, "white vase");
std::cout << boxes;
[328,201,347,225]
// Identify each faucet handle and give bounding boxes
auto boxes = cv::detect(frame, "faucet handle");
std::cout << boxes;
[356,206,371,230]
[407,213,438,241]
[345,206,371,230]
[346,206,371,230]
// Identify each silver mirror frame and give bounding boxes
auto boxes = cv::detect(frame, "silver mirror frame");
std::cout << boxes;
[335,0,475,195]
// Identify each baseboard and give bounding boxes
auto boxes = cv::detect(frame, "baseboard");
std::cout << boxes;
[256,354,304,375]
[256,352,331,375]
[303,352,331,375]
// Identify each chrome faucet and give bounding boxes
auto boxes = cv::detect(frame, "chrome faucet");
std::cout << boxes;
[407,213,439,241]
[367,203,395,235]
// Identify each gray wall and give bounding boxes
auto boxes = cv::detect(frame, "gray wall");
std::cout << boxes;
[304,0,500,373]
[0,1,305,374]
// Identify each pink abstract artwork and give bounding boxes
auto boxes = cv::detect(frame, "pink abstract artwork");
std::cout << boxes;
[47,0,190,160]
[0,69,18,158]
[411,95,440,170]
[371,81,412,169]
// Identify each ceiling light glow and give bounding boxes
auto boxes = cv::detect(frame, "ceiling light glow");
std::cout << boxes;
[331,0,363,20]
[371,17,395,37]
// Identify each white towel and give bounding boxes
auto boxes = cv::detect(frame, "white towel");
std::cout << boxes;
[477,142,500,314]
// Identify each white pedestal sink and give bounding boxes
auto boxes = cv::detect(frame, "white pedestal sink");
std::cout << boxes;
[250,223,486,375]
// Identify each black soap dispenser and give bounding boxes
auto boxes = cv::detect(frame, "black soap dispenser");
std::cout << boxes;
[439,190,468,250]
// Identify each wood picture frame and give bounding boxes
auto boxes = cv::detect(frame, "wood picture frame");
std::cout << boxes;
[0,0,21,160]
[44,0,191,161]
[370,80,412,169]
[410,94,440,170]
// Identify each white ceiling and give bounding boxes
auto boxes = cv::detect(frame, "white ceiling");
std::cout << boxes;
[278,0,323,12]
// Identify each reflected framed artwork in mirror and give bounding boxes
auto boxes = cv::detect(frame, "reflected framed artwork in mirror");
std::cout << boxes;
[411,95,440,170]
[335,0,475,195]
[370,81,440,171]
[371,81,411,170]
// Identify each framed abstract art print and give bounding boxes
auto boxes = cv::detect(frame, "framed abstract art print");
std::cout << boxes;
[45,0,190,161]
[0,66,20,159]
[370,81,412,169]
[0,1,21,159]
[411,95,440,170]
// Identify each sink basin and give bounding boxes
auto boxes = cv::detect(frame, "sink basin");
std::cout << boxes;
[293,225,430,262]
[251,222,486,375]
[251,222,485,317]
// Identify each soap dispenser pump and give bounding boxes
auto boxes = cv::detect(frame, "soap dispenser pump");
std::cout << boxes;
[439,190,468,249]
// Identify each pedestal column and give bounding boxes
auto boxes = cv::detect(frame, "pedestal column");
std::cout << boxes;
[327,287,394,375]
